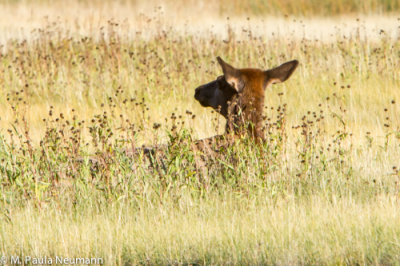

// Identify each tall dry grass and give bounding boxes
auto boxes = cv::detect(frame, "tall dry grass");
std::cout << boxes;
[0,1,400,265]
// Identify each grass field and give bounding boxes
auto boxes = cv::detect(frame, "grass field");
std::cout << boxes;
[1,0,400,265]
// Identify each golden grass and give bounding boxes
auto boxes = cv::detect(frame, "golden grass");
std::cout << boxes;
[0,1,400,265]
[3,193,400,264]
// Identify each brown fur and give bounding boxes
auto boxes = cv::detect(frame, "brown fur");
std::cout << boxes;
[195,57,299,141]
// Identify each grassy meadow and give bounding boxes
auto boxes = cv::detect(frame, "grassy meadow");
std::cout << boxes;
[1,0,400,264]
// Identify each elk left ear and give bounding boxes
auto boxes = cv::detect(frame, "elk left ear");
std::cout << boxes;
[264,60,299,86]
[217,56,245,92]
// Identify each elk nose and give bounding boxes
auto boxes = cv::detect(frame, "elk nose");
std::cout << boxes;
[194,87,201,98]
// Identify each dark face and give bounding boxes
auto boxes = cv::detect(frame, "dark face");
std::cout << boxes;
[194,76,237,118]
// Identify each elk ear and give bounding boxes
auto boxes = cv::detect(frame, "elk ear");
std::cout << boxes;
[264,60,299,86]
[217,56,245,92]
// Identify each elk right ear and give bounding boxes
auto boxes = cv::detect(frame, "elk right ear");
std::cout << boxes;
[264,60,299,86]
[217,56,245,92]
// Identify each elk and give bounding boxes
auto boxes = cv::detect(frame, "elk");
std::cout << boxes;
[195,57,299,141]
[93,57,299,173]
